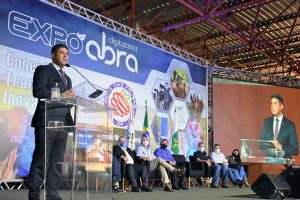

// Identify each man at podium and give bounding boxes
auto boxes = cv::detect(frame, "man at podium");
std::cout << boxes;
[260,94,299,158]
[28,44,74,200]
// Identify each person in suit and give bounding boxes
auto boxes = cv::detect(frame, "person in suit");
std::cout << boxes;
[112,136,153,192]
[28,44,74,200]
[260,94,299,158]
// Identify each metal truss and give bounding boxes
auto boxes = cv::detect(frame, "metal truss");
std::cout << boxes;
[41,0,209,67]
[210,66,300,88]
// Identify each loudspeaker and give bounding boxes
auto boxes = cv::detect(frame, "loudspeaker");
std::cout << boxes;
[280,166,300,198]
[251,173,290,199]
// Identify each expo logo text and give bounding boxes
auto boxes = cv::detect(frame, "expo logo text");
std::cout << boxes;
[8,11,138,73]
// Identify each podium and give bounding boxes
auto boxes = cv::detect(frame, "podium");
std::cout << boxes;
[240,139,293,184]
[241,139,293,164]
[44,82,113,200]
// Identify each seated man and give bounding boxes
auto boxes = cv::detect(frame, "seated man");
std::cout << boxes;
[209,144,230,188]
[113,136,152,192]
[136,134,184,192]
[86,134,110,190]
[194,142,227,188]
[154,139,188,190]
[210,144,243,188]
[86,134,106,162]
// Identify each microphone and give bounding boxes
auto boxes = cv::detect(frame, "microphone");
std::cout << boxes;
[65,64,103,98]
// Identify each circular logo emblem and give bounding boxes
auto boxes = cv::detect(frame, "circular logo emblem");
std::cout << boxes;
[104,82,136,127]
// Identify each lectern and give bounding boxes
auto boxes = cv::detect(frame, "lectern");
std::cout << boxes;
[44,82,113,200]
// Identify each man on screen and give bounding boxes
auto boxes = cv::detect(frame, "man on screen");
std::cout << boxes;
[260,94,299,158]
[28,44,74,200]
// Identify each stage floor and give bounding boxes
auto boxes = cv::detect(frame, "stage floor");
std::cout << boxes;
[0,187,264,200]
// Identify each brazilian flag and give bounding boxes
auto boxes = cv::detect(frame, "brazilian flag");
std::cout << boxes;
[171,131,179,154]
[143,109,150,140]
[171,112,179,154]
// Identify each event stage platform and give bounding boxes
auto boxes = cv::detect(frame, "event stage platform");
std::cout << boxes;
[0,187,263,200]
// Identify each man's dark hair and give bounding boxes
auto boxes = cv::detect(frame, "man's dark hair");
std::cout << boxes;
[271,94,283,105]
[198,142,204,147]
[51,44,68,55]
[214,144,220,147]
[161,139,168,143]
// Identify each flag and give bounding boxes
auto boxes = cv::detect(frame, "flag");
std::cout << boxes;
[171,110,179,154]
[126,98,135,149]
[143,101,150,140]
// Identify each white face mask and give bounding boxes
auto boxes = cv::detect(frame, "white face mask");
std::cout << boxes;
[142,141,149,147]
[214,149,220,154]
[199,147,205,152]
[94,139,101,146]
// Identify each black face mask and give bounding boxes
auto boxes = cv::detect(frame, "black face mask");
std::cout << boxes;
[160,144,168,149]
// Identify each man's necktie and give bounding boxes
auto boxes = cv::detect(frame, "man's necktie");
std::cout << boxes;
[274,119,279,140]
[59,69,68,89]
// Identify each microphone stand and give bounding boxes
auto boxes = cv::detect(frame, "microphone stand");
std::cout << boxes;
[65,64,103,98]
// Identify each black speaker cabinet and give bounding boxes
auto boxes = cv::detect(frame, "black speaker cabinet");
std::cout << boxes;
[251,173,291,199]
[280,166,300,198]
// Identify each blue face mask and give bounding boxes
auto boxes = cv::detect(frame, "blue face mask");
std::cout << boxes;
[119,141,127,148]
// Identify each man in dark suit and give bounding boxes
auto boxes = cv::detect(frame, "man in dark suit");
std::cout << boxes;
[28,44,74,200]
[260,94,299,158]
[112,135,153,192]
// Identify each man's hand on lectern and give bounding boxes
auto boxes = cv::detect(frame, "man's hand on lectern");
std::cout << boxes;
[62,90,76,97]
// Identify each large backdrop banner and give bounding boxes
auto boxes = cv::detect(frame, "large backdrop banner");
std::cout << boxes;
[0,0,207,180]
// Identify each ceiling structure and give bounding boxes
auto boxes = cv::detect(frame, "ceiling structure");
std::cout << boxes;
[70,0,300,78]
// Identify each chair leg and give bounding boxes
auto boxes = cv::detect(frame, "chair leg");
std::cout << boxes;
[149,179,154,188]
[122,178,125,191]
[96,177,99,193]
[188,177,190,188]
[200,177,205,188]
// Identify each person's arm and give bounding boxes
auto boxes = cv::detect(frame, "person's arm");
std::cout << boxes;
[260,118,272,150]
[283,122,299,156]
[154,148,162,158]
[194,151,209,164]
[136,146,147,161]
[222,154,228,166]
[86,146,101,158]
[32,66,51,98]
[210,152,216,163]
[136,146,143,157]
[169,151,176,163]
[113,145,124,159]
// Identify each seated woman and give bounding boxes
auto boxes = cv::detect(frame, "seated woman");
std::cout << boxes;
[226,149,250,187]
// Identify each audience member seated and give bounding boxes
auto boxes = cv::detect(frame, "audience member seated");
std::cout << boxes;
[209,144,230,188]
[113,136,153,193]
[136,134,184,192]
[193,142,228,188]
[210,144,244,188]
[154,139,188,190]
[226,149,250,187]
[85,134,110,191]
[86,134,107,162]
[193,142,212,178]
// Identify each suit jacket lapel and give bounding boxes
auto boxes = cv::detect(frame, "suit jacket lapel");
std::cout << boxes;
[269,117,275,139]
[278,116,286,139]
[65,74,72,90]
[49,63,68,91]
